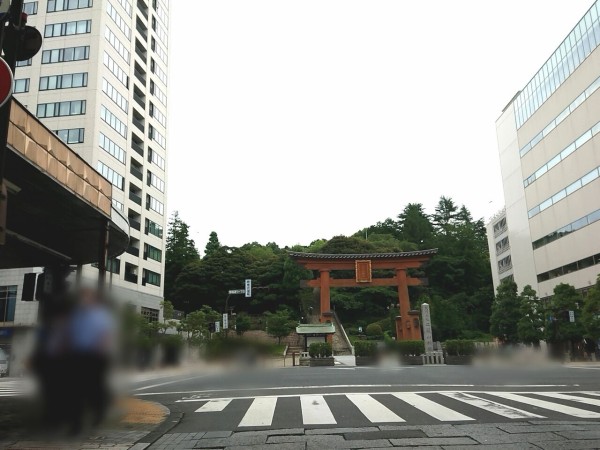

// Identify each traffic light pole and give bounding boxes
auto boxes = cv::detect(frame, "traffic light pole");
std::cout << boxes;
[0,0,25,245]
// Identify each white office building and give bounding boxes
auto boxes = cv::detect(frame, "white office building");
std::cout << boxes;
[489,1,600,300]
[0,0,170,364]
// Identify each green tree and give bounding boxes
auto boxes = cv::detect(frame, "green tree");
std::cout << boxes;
[432,196,459,236]
[582,275,600,342]
[517,285,544,346]
[397,203,433,247]
[165,212,200,306]
[490,279,521,344]
[204,231,221,257]
[265,309,296,344]
[546,283,585,350]
[235,313,252,336]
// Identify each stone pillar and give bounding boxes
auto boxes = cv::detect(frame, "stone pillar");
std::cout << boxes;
[396,269,411,340]
[319,270,330,323]
[421,303,434,353]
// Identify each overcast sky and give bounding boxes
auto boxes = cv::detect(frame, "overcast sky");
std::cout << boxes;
[167,0,593,250]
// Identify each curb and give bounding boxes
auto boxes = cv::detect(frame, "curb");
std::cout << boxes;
[132,403,183,448]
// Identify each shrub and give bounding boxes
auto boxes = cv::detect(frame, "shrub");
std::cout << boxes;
[396,340,424,356]
[309,342,332,358]
[366,323,383,337]
[354,340,377,357]
[445,339,475,356]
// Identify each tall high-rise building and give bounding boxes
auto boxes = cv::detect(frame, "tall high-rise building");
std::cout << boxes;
[488,1,600,300]
[0,0,169,363]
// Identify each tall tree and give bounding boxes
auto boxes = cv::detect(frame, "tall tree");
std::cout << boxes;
[490,279,521,344]
[204,231,222,257]
[432,196,459,236]
[546,283,585,350]
[165,212,200,306]
[397,203,433,246]
[517,285,544,346]
[582,275,600,343]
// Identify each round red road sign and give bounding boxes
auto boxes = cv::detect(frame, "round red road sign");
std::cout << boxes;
[0,58,13,108]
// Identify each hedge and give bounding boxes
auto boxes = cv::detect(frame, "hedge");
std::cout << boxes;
[366,323,383,336]
[309,342,332,358]
[396,340,425,356]
[354,340,377,357]
[444,339,475,356]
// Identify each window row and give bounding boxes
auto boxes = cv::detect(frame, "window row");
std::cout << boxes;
[148,125,165,149]
[97,161,124,190]
[14,78,29,93]
[498,255,512,274]
[145,218,163,238]
[0,285,17,322]
[148,147,165,170]
[54,128,85,144]
[151,16,168,47]
[44,19,91,37]
[16,58,32,67]
[149,102,166,127]
[105,27,130,63]
[42,45,89,64]
[40,72,88,91]
[99,132,126,163]
[102,78,128,112]
[146,194,164,215]
[520,75,600,157]
[147,170,164,192]
[151,37,167,64]
[150,58,167,85]
[528,165,600,218]
[153,0,168,27]
[495,236,510,256]
[103,52,129,88]
[537,252,600,283]
[112,198,124,211]
[144,243,162,262]
[100,105,127,137]
[493,217,507,236]
[48,0,92,13]
[514,2,600,128]
[37,100,86,118]
[107,1,131,40]
[524,120,600,188]
[117,0,131,17]
[532,208,600,250]
[143,269,161,286]
[23,1,38,15]
[150,80,166,106]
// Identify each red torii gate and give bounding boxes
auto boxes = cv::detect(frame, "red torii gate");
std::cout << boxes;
[288,250,437,341]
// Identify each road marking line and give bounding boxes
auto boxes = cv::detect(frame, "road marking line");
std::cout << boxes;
[195,399,232,413]
[534,392,600,407]
[300,395,336,425]
[346,394,404,423]
[490,392,600,419]
[393,392,474,421]
[238,397,278,427]
[134,375,208,391]
[441,392,544,419]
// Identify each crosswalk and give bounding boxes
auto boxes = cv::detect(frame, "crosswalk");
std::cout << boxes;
[183,391,600,429]
[0,380,28,397]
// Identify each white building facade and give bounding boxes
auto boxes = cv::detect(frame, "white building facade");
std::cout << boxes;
[0,0,169,363]
[490,1,600,300]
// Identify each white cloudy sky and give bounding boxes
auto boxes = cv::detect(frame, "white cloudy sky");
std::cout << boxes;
[167,0,593,250]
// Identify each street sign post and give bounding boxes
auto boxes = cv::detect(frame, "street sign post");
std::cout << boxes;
[223,313,229,329]
[228,289,245,294]
[245,279,252,297]
[569,310,575,323]
[215,321,221,333]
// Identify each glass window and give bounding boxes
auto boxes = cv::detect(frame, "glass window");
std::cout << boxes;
[575,129,592,148]
[13,78,29,93]
[552,190,566,204]
[588,209,600,224]
[571,216,589,231]
[0,285,17,322]
[547,154,561,170]
[561,142,576,159]
[540,197,553,211]
[566,179,582,195]
[23,1,38,14]
[582,168,599,186]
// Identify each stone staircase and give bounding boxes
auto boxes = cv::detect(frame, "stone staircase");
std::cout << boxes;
[331,312,353,356]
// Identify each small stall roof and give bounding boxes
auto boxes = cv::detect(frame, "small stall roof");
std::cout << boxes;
[296,323,335,335]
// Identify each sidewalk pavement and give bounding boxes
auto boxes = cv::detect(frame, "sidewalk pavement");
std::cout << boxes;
[0,396,170,450]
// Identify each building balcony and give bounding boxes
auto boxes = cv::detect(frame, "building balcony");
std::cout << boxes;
[134,69,146,86]
[130,165,143,181]
[129,191,142,205]
[134,92,145,109]
[126,246,140,257]
[133,118,145,133]
[129,219,141,231]
[131,141,144,157]
[124,272,138,284]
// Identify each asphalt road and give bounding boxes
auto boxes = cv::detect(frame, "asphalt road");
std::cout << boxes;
[133,362,600,433]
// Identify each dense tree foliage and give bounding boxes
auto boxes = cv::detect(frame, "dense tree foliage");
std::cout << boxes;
[517,285,545,345]
[490,280,521,344]
[582,275,600,341]
[165,196,494,341]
